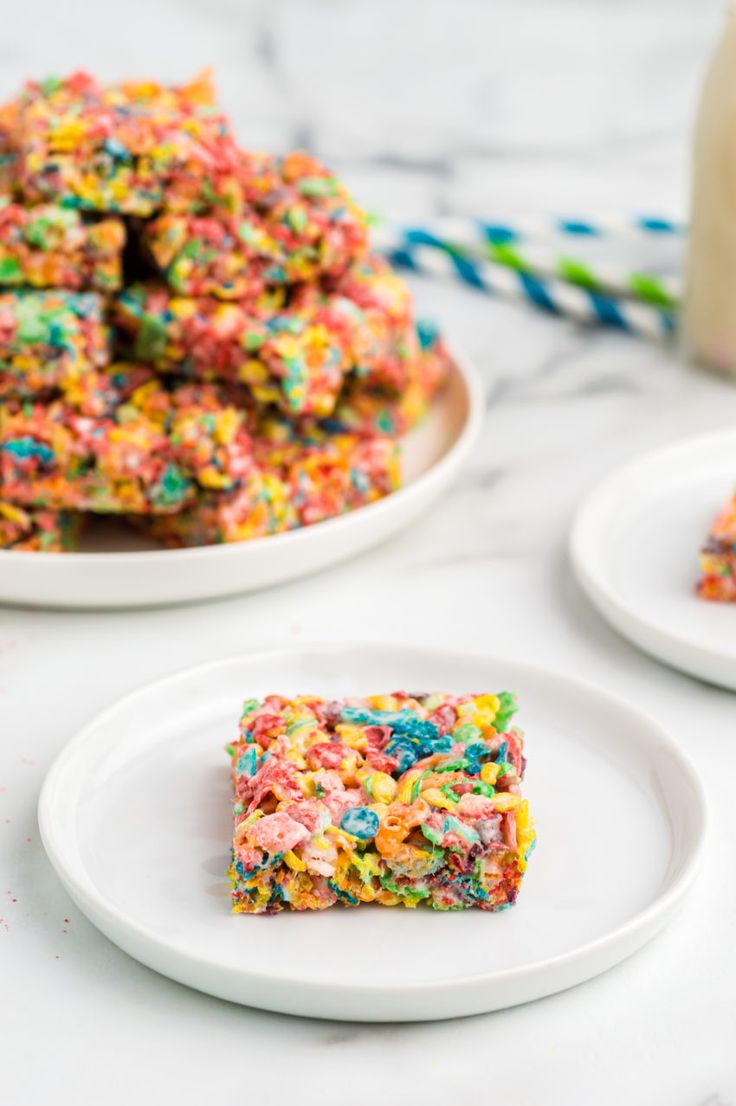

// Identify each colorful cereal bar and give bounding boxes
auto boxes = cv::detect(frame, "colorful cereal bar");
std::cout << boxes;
[163,377,255,492]
[56,359,159,417]
[141,210,272,300]
[0,367,254,513]
[0,200,125,292]
[0,396,191,514]
[254,420,401,525]
[294,253,418,393]
[0,289,109,400]
[697,487,736,602]
[239,150,369,283]
[113,254,426,417]
[113,282,352,416]
[136,470,295,547]
[13,70,240,216]
[228,691,535,913]
[332,322,452,436]
[0,500,78,551]
[142,150,369,297]
[139,423,400,546]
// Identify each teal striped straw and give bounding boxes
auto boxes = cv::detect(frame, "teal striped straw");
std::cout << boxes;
[372,215,683,313]
[381,239,676,342]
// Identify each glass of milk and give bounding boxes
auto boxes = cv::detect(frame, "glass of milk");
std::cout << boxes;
[683,3,736,373]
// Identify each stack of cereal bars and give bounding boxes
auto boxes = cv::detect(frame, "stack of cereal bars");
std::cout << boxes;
[0,71,450,552]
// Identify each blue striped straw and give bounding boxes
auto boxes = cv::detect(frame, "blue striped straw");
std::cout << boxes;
[478,215,684,240]
[372,216,683,309]
[391,214,685,245]
[383,241,676,342]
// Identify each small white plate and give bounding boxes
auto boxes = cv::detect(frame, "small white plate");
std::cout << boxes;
[0,351,482,609]
[571,427,736,690]
[38,643,706,1022]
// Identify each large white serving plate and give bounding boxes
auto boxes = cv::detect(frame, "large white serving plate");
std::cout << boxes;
[571,427,736,690]
[38,644,706,1022]
[0,352,482,609]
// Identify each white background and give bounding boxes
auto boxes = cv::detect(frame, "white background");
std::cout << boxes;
[1,2,735,1103]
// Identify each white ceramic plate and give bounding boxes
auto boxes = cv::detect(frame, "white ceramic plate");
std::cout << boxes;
[571,427,736,690]
[38,643,706,1022]
[0,352,482,609]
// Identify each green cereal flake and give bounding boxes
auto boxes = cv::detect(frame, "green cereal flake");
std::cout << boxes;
[0,256,22,282]
[181,238,204,260]
[298,177,337,199]
[453,723,481,744]
[286,718,313,736]
[25,207,77,249]
[157,464,190,506]
[494,692,518,732]
[440,783,461,803]
[244,331,265,352]
[420,823,444,846]
[237,220,258,245]
[40,75,63,96]
[287,207,308,234]
[435,758,468,773]
[135,314,169,361]
[15,297,54,344]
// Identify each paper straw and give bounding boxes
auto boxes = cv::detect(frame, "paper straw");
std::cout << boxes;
[372,218,682,308]
[375,214,685,245]
[383,241,676,342]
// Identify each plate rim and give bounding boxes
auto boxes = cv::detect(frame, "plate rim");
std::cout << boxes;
[1,345,484,569]
[38,641,709,1001]
[569,424,736,677]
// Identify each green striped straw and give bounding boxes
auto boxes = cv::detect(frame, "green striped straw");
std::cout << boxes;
[372,216,682,310]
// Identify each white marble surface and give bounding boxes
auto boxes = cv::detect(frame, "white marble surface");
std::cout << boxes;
[2,1,736,1102]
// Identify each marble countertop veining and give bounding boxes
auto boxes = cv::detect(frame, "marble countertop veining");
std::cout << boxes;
[1,1,736,1103]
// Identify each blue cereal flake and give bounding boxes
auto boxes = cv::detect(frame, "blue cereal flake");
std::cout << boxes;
[235,853,275,881]
[464,742,493,775]
[236,746,259,777]
[340,806,379,840]
[416,316,439,350]
[386,737,419,773]
[389,729,453,771]
[3,436,54,463]
[442,814,481,847]
[340,705,438,741]
[267,881,286,906]
[340,705,451,771]
[328,879,359,905]
[103,136,131,162]
[447,872,489,901]
[351,467,369,493]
